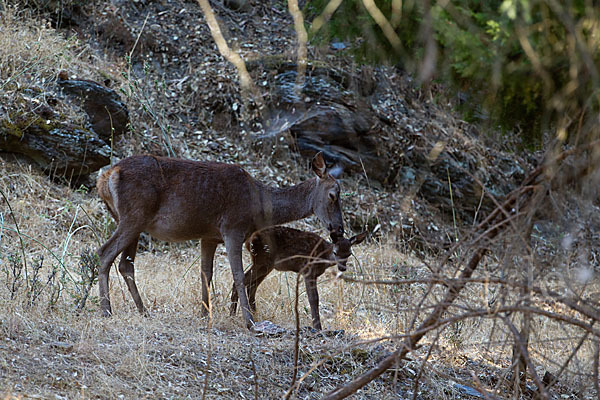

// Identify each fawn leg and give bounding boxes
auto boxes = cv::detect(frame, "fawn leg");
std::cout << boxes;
[247,268,270,313]
[304,274,322,331]
[230,265,271,315]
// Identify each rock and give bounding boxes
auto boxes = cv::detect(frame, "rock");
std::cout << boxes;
[223,0,251,12]
[0,76,129,182]
[255,61,390,184]
[400,143,526,221]
[252,320,288,337]
[247,59,526,224]
[58,77,129,142]
[0,115,111,181]
[453,383,484,398]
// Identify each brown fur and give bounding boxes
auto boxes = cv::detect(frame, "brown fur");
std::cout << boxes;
[230,226,367,330]
[96,153,344,329]
[96,166,119,221]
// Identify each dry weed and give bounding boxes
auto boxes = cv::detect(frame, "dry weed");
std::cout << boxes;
[0,5,110,127]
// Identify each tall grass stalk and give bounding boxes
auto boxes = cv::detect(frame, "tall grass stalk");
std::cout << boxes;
[0,187,28,285]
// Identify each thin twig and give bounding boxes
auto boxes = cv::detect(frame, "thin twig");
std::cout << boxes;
[545,330,590,390]
[287,0,307,94]
[196,0,264,112]
[501,317,549,399]
[284,264,306,400]
[594,339,599,400]
[0,187,28,285]
[411,328,442,400]
[248,344,258,400]
[323,247,488,399]
[201,274,213,400]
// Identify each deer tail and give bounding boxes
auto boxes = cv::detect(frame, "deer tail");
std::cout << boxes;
[97,166,121,222]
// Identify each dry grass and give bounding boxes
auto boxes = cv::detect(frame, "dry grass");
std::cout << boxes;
[1,4,600,400]
[0,5,112,128]
[0,155,406,399]
[2,154,598,399]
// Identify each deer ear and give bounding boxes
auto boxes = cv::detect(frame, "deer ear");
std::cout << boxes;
[350,231,368,245]
[311,152,327,178]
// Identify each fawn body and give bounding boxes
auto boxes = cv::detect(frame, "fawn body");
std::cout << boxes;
[230,226,366,330]
[96,153,344,329]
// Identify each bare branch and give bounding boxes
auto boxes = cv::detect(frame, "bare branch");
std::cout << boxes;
[323,247,487,399]
[361,0,402,51]
[288,0,308,93]
[502,317,549,399]
[283,273,302,400]
[196,0,264,111]
[594,339,600,400]
[310,0,344,35]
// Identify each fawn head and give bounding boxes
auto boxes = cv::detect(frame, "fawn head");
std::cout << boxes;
[311,152,344,241]
[333,231,368,271]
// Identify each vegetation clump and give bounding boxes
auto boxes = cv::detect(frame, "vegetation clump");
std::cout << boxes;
[309,0,600,146]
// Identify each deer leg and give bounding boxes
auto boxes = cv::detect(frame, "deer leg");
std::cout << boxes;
[230,267,249,316]
[98,262,112,317]
[224,234,255,329]
[200,240,218,316]
[117,236,146,315]
[230,268,248,316]
[304,274,322,331]
[97,225,141,317]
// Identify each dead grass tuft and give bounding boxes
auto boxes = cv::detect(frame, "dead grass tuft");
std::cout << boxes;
[0,4,113,127]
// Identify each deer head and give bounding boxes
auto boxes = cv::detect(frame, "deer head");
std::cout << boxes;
[310,153,344,241]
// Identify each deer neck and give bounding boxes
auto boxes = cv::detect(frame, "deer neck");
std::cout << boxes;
[265,178,317,227]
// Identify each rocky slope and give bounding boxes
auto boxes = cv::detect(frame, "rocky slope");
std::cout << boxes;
[1,0,533,253]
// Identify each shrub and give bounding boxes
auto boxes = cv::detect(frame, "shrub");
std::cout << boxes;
[308,0,600,147]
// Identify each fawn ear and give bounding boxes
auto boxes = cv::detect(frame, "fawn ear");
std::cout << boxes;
[312,152,327,178]
[350,231,368,246]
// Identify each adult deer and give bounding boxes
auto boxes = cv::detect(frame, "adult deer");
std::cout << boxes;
[96,153,344,329]
[230,226,367,330]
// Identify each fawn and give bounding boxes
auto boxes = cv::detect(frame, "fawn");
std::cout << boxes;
[230,226,367,330]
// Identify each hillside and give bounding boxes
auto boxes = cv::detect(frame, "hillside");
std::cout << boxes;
[1,1,599,399]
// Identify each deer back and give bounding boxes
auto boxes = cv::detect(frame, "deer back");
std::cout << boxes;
[97,155,273,242]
